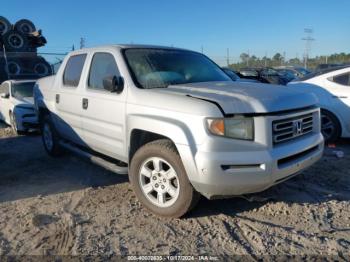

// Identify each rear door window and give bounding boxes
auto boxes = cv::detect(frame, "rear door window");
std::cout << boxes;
[63,54,87,87]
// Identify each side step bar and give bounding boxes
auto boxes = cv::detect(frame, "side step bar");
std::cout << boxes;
[59,141,128,175]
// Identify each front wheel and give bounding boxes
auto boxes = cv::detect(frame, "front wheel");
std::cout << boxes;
[40,115,63,157]
[129,139,200,218]
[321,110,341,143]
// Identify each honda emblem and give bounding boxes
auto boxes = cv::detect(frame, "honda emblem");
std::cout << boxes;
[293,119,303,135]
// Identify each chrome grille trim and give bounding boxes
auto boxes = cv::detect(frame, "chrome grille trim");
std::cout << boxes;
[273,113,314,144]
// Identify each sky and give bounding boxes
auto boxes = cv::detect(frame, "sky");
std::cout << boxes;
[3,0,350,65]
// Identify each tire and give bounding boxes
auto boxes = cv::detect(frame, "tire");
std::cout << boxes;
[3,30,29,52]
[32,56,52,76]
[321,109,341,143]
[5,58,23,76]
[40,114,63,157]
[14,19,36,34]
[129,139,200,218]
[0,16,11,36]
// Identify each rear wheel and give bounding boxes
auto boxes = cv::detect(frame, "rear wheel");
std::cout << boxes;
[40,115,63,157]
[129,139,200,218]
[321,110,341,143]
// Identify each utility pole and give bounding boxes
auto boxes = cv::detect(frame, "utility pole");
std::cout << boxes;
[80,37,85,49]
[264,51,267,67]
[302,28,315,69]
[247,50,250,67]
[283,51,286,65]
[201,45,204,54]
[226,48,230,66]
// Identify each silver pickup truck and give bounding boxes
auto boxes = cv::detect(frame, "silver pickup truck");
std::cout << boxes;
[34,45,324,217]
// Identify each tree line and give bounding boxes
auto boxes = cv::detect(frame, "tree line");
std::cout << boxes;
[229,52,350,70]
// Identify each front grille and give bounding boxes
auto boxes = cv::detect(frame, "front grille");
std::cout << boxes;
[273,113,313,144]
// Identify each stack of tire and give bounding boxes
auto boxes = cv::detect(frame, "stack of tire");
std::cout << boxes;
[0,16,52,83]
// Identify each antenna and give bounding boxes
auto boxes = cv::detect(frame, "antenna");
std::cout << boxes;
[302,28,315,69]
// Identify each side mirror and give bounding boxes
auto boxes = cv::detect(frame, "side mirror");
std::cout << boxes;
[1,93,10,99]
[103,75,124,93]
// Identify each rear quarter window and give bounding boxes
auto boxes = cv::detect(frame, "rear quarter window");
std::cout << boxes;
[330,72,350,86]
[63,54,87,87]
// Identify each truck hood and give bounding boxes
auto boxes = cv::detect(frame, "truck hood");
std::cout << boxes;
[161,81,317,114]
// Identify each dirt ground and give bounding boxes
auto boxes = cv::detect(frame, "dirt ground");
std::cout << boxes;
[0,122,349,259]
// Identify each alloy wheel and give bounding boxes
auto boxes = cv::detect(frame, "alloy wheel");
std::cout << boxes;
[139,157,180,208]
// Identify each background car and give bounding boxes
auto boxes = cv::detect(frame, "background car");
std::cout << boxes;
[238,67,289,85]
[314,63,345,72]
[274,68,298,82]
[274,66,311,78]
[0,79,37,134]
[222,67,260,82]
[288,65,350,142]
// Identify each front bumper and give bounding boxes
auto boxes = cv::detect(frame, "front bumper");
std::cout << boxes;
[13,109,38,131]
[191,133,324,199]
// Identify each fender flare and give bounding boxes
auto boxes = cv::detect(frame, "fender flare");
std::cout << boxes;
[127,114,200,181]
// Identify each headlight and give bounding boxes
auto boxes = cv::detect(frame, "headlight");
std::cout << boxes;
[207,117,254,140]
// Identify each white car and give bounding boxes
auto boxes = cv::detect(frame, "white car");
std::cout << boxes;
[288,66,350,142]
[0,80,38,134]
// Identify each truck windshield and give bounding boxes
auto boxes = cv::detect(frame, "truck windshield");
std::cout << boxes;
[11,82,35,99]
[124,49,231,89]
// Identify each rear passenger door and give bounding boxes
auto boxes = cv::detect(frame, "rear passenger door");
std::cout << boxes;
[54,54,87,145]
[80,52,127,161]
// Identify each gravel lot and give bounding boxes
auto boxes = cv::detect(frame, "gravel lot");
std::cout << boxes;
[0,122,349,259]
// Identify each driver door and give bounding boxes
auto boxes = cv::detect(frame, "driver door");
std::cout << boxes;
[80,52,127,161]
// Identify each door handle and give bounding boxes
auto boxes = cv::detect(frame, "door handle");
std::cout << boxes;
[55,94,60,104]
[332,96,348,99]
[82,98,88,109]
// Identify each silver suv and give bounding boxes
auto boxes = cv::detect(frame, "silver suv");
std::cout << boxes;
[34,45,324,217]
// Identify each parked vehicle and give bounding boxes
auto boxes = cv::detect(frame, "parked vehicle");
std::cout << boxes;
[34,45,324,217]
[288,66,350,142]
[274,66,311,78]
[222,67,259,83]
[0,79,38,133]
[274,68,297,82]
[238,67,289,85]
[315,63,344,72]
